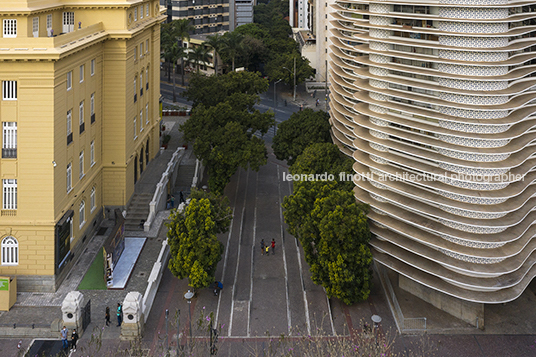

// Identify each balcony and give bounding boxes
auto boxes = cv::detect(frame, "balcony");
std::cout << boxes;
[2,148,16,158]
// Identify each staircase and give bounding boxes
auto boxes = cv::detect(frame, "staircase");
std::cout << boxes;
[124,193,153,231]
[174,163,197,193]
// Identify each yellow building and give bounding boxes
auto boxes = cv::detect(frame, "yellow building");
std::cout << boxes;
[0,0,165,292]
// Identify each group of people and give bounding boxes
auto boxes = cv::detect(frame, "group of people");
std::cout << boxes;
[60,326,78,352]
[260,239,276,256]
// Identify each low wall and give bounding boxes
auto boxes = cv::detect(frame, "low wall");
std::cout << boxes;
[141,239,169,323]
[399,275,484,329]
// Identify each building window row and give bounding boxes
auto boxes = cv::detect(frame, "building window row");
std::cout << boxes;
[2,81,17,100]
[3,179,17,210]
[3,19,17,38]
[2,122,17,159]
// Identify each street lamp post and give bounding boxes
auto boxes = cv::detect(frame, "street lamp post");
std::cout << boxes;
[282,58,296,102]
[274,79,282,136]
[184,290,195,352]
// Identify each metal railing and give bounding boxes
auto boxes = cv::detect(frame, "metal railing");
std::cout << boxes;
[376,262,427,333]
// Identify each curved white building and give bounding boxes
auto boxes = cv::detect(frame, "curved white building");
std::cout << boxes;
[329,0,536,322]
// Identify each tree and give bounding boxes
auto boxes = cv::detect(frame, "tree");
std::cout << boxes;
[221,31,244,71]
[182,70,269,108]
[161,42,186,102]
[180,93,274,193]
[282,182,372,305]
[205,33,225,75]
[265,52,315,88]
[162,19,194,86]
[242,35,268,72]
[189,188,233,234]
[167,198,225,289]
[272,109,332,165]
[189,44,210,73]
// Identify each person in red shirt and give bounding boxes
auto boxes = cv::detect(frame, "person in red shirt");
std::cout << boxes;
[271,239,276,255]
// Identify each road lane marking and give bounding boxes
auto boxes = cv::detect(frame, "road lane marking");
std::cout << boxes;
[215,170,242,328]
[324,288,336,336]
[286,171,311,336]
[277,165,292,334]
[248,171,258,337]
[228,171,249,336]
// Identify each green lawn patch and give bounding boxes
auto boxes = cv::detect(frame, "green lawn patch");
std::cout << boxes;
[78,247,107,290]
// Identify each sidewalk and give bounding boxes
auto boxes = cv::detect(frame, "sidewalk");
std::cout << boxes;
[0,115,195,355]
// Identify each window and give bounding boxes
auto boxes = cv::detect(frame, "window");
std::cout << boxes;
[79,65,84,83]
[140,110,143,131]
[140,73,143,96]
[66,163,72,192]
[134,47,138,59]
[134,78,137,102]
[134,8,137,21]
[146,4,149,17]
[90,93,95,123]
[79,101,85,134]
[1,236,18,265]
[90,187,96,212]
[133,117,137,140]
[90,140,95,166]
[46,14,52,36]
[3,20,17,38]
[140,43,143,57]
[79,201,86,229]
[91,59,95,76]
[32,17,39,37]
[67,71,72,90]
[2,122,17,159]
[140,6,143,19]
[62,12,74,33]
[79,151,84,179]
[146,39,149,53]
[146,67,149,90]
[67,109,73,145]
[2,179,16,210]
[146,104,149,124]
[2,81,17,100]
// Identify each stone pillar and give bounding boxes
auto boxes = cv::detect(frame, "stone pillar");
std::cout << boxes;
[61,291,84,332]
[121,292,144,339]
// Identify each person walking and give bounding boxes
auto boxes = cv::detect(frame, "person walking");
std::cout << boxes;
[71,329,78,352]
[265,245,269,256]
[271,239,276,255]
[117,302,122,327]
[260,239,265,256]
[179,190,185,204]
[300,104,303,111]
[60,326,68,350]
[105,306,111,326]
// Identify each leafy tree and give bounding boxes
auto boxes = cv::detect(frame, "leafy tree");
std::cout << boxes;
[265,52,315,87]
[205,33,225,75]
[221,31,245,71]
[161,42,186,102]
[272,109,332,165]
[189,45,210,73]
[167,198,225,289]
[180,92,274,193]
[283,182,372,304]
[189,188,233,234]
[161,19,194,86]
[241,36,268,72]
[182,70,269,108]
[290,142,354,191]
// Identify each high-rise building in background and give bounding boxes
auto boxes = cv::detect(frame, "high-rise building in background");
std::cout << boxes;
[0,0,163,292]
[163,0,230,33]
[329,0,536,326]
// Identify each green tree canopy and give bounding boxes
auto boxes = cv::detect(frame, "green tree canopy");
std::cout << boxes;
[180,91,274,193]
[272,108,332,165]
[290,142,354,192]
[189,188,233,234]
[182,71,269,108]
[265,52,315,87]
[167,198,226,289]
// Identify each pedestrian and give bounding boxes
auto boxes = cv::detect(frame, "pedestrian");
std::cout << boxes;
[117,302,122,327]
[316,98,319,107]
[300,104,303,111]
[60,326,68,350]
[213,281,223,296]
[171,195,175,208]
[179,190,185,204]
[265,245,269,256]
[105,306,110,326]
[271,239,276,255]
[71,328,78,352]
[260,239,265,256]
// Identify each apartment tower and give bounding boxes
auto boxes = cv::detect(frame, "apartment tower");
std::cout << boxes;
[329,0,536,325]
[163,0,230,33]
[0,0,164,292]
